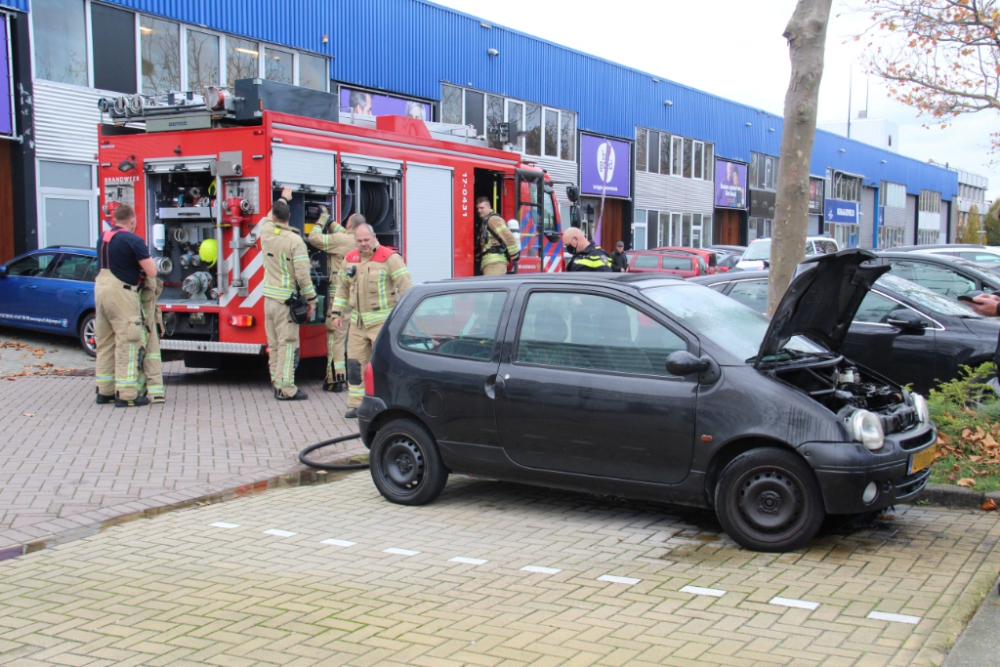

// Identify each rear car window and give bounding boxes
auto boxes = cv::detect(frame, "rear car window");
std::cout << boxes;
[52,254,96,282]
[399,291,505,360]
[661,257,693,271]
[515,291,687,376]
[633,254,659,269]
[887,260,976,298]
[813,240,838,255]
[727,280,769,313]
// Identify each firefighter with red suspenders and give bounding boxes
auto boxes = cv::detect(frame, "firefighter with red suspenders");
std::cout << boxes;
[94,204,158,407]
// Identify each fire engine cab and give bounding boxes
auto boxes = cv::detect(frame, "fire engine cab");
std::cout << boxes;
[96,79,564,367]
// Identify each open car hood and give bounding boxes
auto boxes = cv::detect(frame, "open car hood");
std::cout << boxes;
[755,249,889,367]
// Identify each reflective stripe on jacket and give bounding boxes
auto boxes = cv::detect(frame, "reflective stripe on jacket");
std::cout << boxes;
[261,204,317,303]
[480,213,520,269]
[332,244,412,327]
[567,244,613,272]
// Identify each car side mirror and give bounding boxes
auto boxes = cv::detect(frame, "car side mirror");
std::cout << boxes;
[666,350,721,383]
[886,308,925,332]
[0,266,6,277]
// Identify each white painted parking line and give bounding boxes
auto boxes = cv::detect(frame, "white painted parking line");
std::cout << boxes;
[680,585,726,597]
[520,565,562,575]
[209,522,240,529]
[769,597,820,611]
[867,611,921,624]
[449,557,488,565]
[383,548,420,556]
[263,529,297,538]
[320,539,356,547]
[597,575,640,585]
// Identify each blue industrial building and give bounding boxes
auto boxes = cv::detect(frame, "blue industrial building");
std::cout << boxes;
[0,0,960,260]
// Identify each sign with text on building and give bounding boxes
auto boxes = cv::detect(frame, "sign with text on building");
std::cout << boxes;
[714,159,746,209]
[825,199,859,224]
[579,133,631,198]
[808,178,824,214]
[1,16,13,138]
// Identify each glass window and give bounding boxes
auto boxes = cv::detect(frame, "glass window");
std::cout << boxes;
[298,53,327,91]
[44,198,91,247]
[263,46,294,84]
[672,136,683,175]
[227,36,260,83]
[765,156,774,189]
[727,280,769,314]
[32,0,88,86]
[487,95,505,150]
[51,254,95,282]
[661,256,693,271]
[647,210,658,249]
[659,134,671,175]
[683,138,693,178]
[560,112,575,161]
[39,161,91,190]
[187,30,220,89]
[659,211,671,246]
[516,291,687,376]
[543,109,559,157]
[634,254,659,269]
[888,260,976,298]
[647,130,660,174]
[6,252,57,277]
[692,213,703,248]
[140,16,180,93]
[400,292,506,360]
[693,142,704,180]
[91,3,137,94]
[442,85,463,125]
[635,128,647,172]
[524,103,542,156]
[703,216,713,247]
[464,90,485,136]
[506,100,524,152]
[704,144,714,179]
[853,291,902,324]
[542,190,558,236]
[633,209,647,251]
[682,213,692,246]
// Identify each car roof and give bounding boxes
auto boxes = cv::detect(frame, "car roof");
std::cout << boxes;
[420,272,688,291]
[894,244,986,251]
[688,270,770,285]
[43,246,97,255]
[631,249,697,257]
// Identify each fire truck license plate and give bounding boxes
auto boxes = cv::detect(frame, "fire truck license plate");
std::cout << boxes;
[910,446,936,475]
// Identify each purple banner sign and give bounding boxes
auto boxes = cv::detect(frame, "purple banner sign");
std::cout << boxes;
[715,159,746,209]
[340,87,431,121]
[0,17,12,137]
[580,134,631,198]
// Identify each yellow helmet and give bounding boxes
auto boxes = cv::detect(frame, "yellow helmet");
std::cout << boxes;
[198,238,218,267]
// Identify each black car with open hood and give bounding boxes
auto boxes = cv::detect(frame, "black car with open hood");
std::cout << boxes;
[355,251,936,553]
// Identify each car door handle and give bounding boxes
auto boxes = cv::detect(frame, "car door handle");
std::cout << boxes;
[484,373,507,399]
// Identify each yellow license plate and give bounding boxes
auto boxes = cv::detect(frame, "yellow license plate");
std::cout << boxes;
[910,446,937,474]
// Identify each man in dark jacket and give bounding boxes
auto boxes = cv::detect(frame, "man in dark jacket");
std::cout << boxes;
[562,228,612,272]
[610,241,629,272]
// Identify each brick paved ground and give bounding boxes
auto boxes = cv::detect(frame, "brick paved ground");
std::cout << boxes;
[1,473,998,667]
[0,325,95,377]
[0,350,365,552]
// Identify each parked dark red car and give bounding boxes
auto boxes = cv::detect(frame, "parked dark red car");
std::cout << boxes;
[628,251,707,277]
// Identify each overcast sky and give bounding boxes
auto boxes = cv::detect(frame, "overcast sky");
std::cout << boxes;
[432,0,998,200]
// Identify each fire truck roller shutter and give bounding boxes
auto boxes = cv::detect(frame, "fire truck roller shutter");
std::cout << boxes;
[404,163,454,284]
[271,145,337,192]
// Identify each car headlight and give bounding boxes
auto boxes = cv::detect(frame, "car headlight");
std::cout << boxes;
[912,393,929,423]
[848,410,884,451]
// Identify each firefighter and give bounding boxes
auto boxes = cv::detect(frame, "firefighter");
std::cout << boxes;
[308,209,359,393]
[137,276,165,403]
[562,227,613,272]
[475,197,519,276]
[262,186,317,400]
[331,222,412,418]
[94,204,158,407]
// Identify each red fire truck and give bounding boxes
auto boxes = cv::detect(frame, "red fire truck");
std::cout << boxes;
[97,80,564,366]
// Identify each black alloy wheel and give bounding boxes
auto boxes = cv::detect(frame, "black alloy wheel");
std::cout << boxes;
[79,313,97,357]
[714,448,825,552]
[370,419,448,506]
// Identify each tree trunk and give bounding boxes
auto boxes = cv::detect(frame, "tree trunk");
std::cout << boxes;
[767,0,833,316]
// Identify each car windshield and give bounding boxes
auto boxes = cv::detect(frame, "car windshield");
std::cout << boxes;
[644,283,828,362]
[742,240,771,261]
[876,273,983,318]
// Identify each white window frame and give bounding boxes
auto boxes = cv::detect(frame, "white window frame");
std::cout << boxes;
[671,136,683,176]
[632,208,648,250]
[542,107,561,159]
[35,160,99,248]
[692,141,704,180]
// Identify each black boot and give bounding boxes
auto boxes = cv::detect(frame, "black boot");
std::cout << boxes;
[275,389,309,401]
[344,408,358,419]
[96,389,114,405]
[115,395,150,407]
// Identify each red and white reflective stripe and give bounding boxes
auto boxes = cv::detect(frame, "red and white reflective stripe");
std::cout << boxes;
[219,221,265,308]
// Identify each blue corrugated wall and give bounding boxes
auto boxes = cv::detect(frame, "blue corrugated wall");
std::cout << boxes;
[73,0,959,199]
[1,0,28,13]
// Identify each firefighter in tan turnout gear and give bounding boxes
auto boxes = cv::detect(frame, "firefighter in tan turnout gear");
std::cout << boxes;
[475,197,520,276]
[308,210,359,393]
[331,223,412,418]
[262,187,317,400]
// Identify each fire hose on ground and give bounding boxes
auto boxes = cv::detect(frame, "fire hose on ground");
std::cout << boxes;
[298,432,369,470]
